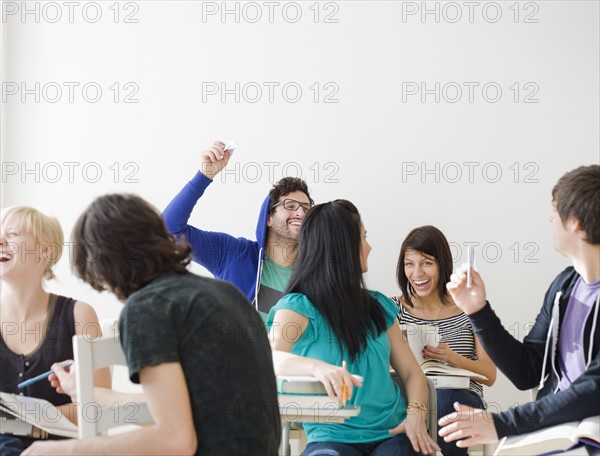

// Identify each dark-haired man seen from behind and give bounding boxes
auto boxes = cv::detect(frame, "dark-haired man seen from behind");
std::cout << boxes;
[439,165,600,455]
[163,141,313,319]
[24,193,280,455]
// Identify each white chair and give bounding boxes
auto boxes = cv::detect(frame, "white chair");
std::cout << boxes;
[72,334,153,438]
[424,376,438,440]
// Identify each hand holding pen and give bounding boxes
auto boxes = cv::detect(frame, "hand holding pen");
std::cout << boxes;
[466,245,475,288]
[446,260,488,316]
[17,361,78,401]
[342,360,348,405]
[339,360,363,406]
[48,361,78,400]
[17,362,72,390]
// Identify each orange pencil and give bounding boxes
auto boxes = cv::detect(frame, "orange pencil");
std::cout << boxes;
[342,360,348,404]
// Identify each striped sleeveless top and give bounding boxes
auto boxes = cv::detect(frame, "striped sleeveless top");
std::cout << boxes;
[391,296,483,397]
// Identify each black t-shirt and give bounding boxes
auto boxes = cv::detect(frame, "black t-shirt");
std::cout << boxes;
[119,272,280,455]
[256,285,285,314]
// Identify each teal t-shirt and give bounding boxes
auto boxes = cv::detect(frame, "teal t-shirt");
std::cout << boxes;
[261,255,293,292]
[266,291,407,444]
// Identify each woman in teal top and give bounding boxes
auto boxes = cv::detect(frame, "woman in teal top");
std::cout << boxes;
[268,200,439,456]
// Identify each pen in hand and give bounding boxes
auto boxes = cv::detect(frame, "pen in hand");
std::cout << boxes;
[341,360,348,406]
[466,245,475,289]
[17,362,72,389]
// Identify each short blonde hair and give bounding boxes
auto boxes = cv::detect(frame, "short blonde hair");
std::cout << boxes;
[1,206,64,280]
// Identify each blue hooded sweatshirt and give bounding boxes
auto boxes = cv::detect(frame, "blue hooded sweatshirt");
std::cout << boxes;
[162,171,270,303]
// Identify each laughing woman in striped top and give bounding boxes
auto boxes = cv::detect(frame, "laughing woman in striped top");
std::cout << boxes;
[392,226,497,456]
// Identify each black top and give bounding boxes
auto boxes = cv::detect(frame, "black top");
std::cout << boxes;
[0,294,75,406]
[119,272,281,456]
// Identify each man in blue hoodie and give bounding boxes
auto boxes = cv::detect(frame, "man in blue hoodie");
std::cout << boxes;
[163,141,314,318]
[438,165,600,454]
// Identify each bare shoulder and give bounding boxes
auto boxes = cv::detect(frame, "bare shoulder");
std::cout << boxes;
[272,308,309,326]
[73,300,101,337]
[396,296,415,315]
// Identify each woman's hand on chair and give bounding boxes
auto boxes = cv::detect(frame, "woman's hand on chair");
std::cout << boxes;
[389,408,440,455]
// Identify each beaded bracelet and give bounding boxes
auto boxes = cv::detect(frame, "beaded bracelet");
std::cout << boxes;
[407,401,428,413]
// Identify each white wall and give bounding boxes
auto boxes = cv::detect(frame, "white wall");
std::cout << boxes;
[2,1,599,413]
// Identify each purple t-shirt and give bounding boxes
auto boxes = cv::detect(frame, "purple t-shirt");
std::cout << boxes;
[558,276,600,391]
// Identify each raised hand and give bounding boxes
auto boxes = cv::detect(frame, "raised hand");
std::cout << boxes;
[200,141,233,180]
[446,263,488,315]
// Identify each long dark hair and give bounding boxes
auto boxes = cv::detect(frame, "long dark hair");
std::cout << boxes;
[285,199,386,361]
[396,225,453,307]
[71,193,191,300]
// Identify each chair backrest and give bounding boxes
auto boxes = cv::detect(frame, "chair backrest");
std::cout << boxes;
[72,334,153,438]
[424,376,437,440]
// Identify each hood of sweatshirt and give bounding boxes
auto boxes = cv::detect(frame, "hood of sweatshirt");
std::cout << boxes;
[539,266,599,392]
[255,194,271,264]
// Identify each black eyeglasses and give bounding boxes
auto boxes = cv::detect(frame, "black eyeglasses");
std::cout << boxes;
[271,198,313,212]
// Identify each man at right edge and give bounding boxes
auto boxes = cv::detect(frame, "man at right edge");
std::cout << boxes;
[439,165,600,455]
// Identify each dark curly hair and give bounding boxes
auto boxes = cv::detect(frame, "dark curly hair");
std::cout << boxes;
[268,177,313,214]
[71,193,192,300]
